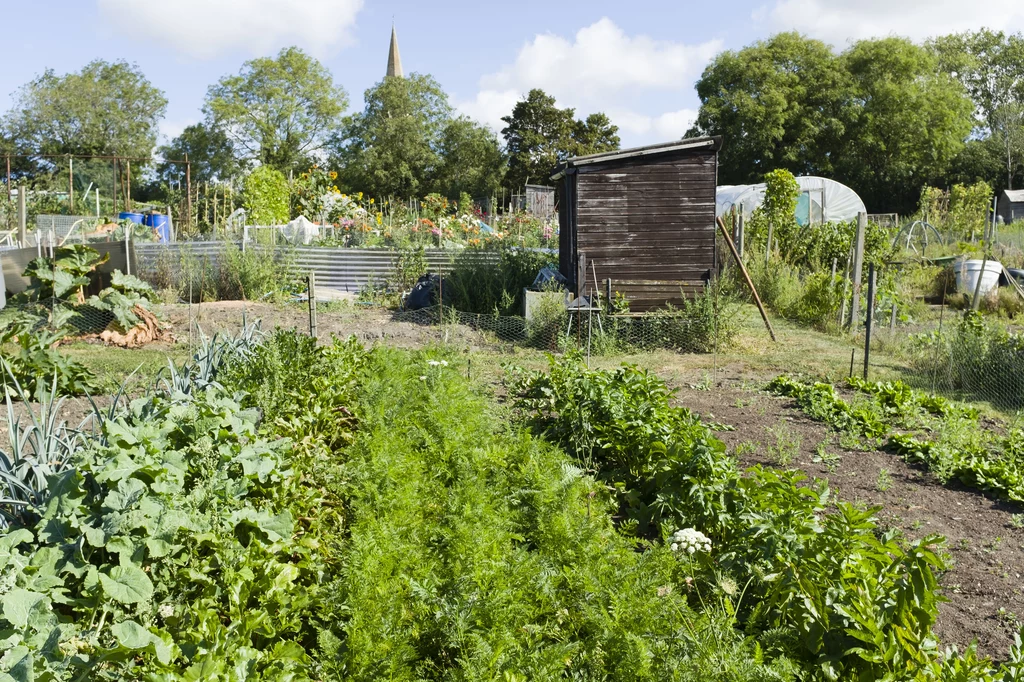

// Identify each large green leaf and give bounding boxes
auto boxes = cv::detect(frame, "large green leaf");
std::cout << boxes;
[99,564,154,605]
[1,589,47,629]
[110,620,172,664]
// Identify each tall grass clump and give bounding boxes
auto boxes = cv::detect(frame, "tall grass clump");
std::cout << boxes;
[217,241,299,301]
[444,246,552,315]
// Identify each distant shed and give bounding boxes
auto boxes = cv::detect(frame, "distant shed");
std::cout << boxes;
[552,136,721,311]
[998,189,1024,225]
[517,184,556,219]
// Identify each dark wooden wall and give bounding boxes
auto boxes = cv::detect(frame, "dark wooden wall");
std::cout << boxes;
[568,148,717,311]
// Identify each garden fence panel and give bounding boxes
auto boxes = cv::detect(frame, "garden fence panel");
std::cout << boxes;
[133,243,497,293]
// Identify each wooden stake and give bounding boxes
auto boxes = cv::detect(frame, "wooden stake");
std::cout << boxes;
[717,216,776,342]
[849,212,866,333]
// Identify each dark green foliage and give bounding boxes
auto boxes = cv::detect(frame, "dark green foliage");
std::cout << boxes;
[692,32,974,212]
[0,317,97,398]
[501,89,619,189]
[443,246,552,315]
[314,347,794,681]
[509,355,952,680]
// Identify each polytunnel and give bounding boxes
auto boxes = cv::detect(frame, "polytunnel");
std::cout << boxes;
[716,176,866,226]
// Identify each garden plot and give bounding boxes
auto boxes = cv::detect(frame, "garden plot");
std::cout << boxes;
[674,378,1024,660]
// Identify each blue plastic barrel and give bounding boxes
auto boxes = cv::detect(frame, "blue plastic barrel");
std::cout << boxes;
[119,212,144,224]
[145,213,170,242]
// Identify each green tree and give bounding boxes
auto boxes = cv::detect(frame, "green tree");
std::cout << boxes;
[573,112,621,157]
[501,89,619,189]
[333,74,452,198]
[204,47,346,172]
[834,37,973,211]
[431,116,505,199]
[243,166,289,225]
[689,33,850,183]
[2,59,166,164]
[156,123,239,186]
[932,30,1024,190]
[991,103,1024,190]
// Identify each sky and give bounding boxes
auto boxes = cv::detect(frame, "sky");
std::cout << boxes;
[2,0,1024,150]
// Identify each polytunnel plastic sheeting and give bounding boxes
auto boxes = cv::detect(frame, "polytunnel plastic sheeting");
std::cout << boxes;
[716,176,866,226]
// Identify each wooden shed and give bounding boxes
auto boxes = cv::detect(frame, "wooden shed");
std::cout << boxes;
[552,136,721,311]
[998,189,1024,225]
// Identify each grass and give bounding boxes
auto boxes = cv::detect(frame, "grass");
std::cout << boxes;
[61,340,190,393]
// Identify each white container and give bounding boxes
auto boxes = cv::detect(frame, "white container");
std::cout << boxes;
[955,258,1002,296]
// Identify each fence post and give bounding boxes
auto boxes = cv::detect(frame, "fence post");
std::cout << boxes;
[242,225,248,253]
[863,263,876,380]
[971,256,989,311]
[125,225,131,276]
[307,272,317,340]
[849,212,867,333]
[17,185,27,246]
[737,206,744,258]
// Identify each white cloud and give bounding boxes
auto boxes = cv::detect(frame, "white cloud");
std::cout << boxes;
[158,118,195,145]
[97,0,363,59]
[456,18,718,145]
[756,0,1024,44]
[609,108,698,140]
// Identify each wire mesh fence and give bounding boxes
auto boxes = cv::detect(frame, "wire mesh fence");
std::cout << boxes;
[890,311,1024,413]
[388,304,726,355]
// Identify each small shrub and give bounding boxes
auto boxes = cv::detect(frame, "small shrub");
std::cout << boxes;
[243,166,290,225]
[444,246,552,315]
[787,271,844,332]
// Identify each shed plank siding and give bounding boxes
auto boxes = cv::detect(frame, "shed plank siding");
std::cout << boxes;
[564,146,717,311]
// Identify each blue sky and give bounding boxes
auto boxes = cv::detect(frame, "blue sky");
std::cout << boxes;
[3,0,1024,149]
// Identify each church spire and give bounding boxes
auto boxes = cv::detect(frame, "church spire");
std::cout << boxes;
[386,23,403,78]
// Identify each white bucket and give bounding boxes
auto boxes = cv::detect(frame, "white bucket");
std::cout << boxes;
[955,258,1002,296]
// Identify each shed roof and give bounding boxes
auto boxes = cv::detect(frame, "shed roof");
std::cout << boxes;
[550,136,721,179]
[1003,189,1024,203]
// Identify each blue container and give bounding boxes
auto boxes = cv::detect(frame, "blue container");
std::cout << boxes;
[119,212,144,224]
[144,213,170,242]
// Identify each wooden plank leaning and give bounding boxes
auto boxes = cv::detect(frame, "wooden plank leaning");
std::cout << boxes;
[716,216,777,343]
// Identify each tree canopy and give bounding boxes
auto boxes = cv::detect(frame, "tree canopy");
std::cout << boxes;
[690,33,975,211]
[2,59,166,161]
[432,116,506,200]
[204,47,347,173]
[501,89,620,189]
[333,74,452,198]
[932,30,1024,189]
[156,123,239,186]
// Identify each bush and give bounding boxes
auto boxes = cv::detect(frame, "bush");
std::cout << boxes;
[243,166,290,225]
[908,312,1024,410]
[0,319,97,398]
[444,246,552,315]
[787,271,844,332]
[217,242,298,301]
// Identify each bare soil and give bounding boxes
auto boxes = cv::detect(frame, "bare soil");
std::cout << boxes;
[156,301,500,350]
[674,375,1024,663]
[0,395,111,453]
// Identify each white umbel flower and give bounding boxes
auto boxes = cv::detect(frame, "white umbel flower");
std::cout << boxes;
[670,528,712,555]
[427,360,449,367]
